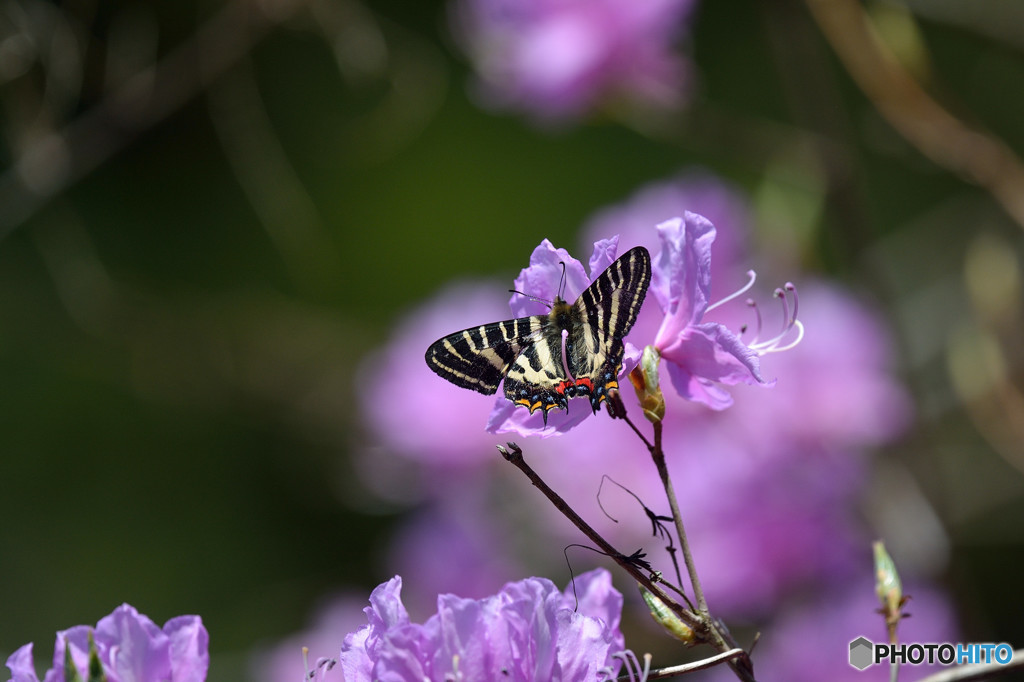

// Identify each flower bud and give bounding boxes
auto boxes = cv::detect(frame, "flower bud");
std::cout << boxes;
[629,346,665,423]
[639,585,694,644]
[874,540,905,643]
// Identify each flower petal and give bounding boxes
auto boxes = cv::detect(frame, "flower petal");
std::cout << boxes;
[435,593,515,680]
[586,236,620,278]
[340,578,409,682]
[651,214,715,340]
[50,626,93,682]
[570,569,623,636]
[509,240,590,317]
[486,392,592,438]
[336,571,624,682]
[164,617,209,682]
[556,569,624,680]
[6,644,41,682]
[94,604,170,682]
[659,322,769,410]
[373,624,433,682]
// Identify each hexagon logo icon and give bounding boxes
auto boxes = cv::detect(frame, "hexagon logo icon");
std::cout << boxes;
[849,636,874,670]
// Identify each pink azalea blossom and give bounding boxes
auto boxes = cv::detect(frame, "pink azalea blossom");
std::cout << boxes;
[6,604,208,682]
[339,569,624,682]
[650,213,778,409]
[451,0,697,121]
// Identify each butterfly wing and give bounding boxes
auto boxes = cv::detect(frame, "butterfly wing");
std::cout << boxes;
[425,245,651,422]
[425,316,560,396]
[500,318,572,418]
[565,246,652,413]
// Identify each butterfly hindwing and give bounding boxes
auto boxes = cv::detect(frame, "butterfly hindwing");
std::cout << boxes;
[502,324,572,415]
[565,246,651,413]
[425,245,651,422]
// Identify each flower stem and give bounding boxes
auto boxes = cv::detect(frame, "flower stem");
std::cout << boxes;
[619,416,756,681]
[650,422,709,615]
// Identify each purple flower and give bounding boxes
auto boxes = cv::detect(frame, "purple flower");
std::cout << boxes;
[451,0,697,121]
[650,213,778,409]
[339,568,624,682]
[6,604,208,682]
[486,237,643,438]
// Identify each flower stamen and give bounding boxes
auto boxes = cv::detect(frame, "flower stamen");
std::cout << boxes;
[706,270,757,313]
[444,654,464,682]
[748,283,803,354]
[301,647,337,682]
[598,650,652,682]
[743,297,763,345]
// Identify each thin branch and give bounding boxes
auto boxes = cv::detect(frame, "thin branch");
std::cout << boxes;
[644,648,749,680]
[804,0,1024,231]
[496,443,699,632]
[497,442,757,682]
[649,422,709,616]
[614,408,752,680]
[618,410,654,452]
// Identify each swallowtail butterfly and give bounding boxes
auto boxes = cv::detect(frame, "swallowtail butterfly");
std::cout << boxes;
[425,246,651,423]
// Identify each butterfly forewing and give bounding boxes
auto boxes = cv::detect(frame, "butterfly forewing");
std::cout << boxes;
[425,316,550,395]
[424,245,651,421]
[566,246,651,411]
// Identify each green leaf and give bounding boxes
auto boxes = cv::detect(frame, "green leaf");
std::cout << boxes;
[87,631,107,682]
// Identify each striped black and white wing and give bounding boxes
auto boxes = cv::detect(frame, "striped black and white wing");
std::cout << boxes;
[425,245,651,422]
[425,317,565,400]
[500,321,573,417]
[565,246,651,413]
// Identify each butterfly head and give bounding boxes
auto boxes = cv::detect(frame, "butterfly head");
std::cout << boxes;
[548,296,575,331]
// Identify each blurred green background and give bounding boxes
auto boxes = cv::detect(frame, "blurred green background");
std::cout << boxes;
[2,0,1024,678]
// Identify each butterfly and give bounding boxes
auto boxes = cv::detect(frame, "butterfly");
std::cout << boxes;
[424,246,651,423]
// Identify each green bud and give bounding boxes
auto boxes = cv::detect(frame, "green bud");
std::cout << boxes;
[639,585,694,644]
[874,540,905,644]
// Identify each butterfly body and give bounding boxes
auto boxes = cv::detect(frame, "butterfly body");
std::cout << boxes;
[425,246,651,424]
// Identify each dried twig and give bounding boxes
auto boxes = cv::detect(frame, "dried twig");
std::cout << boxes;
[804,0,1024,231]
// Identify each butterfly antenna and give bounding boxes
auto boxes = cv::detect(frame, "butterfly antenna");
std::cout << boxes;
[508,288,553,310]
[558,261,567,300]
